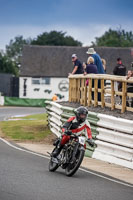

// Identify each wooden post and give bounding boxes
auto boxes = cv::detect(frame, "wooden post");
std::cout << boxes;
[111,80,115,110]
[71,79,74,102]
[77,78,81,103]
[73,78,77,102]
[121,82,127,113]
[94,79,98,107]
[80,78,86,105]
[69,79,72,102]
[88,78,92,106]
[75,79,78,102]
[84,79,87,106]
[101,79,105,108]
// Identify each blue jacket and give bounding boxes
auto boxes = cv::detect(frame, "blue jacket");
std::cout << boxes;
[86,64,98,74]
[92,53,105,74]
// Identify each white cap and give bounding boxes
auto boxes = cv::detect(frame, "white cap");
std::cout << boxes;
[72,54,77,58]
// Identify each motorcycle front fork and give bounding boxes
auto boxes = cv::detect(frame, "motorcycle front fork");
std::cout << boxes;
[71,143,79,162]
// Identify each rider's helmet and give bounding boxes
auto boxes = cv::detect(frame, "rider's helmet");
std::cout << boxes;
[74,106,88,123]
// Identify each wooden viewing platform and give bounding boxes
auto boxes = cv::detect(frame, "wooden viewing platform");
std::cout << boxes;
[69,74,133,113]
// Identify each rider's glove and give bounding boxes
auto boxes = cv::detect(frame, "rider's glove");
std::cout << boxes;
[87,139,94,147]
[64,130,72,136]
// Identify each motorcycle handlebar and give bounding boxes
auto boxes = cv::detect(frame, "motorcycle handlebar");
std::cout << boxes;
[64,131,78,138]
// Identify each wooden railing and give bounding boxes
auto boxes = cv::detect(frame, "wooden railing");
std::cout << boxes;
[69,74,133,113]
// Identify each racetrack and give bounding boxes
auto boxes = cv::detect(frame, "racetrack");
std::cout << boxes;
[0,107,45,121]
[0,139,133,200]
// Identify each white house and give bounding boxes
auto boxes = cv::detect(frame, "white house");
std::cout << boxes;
[19,76,69,100]
[20,45,76,100]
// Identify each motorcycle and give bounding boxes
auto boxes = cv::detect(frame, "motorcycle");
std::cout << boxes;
[48,132,88,177]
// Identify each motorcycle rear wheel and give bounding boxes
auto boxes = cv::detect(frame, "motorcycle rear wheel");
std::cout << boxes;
[65,149,85,177]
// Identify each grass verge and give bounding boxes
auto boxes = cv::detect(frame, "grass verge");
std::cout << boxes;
[0,113,52,142]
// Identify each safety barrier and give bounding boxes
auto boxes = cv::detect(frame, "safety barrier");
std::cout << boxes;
[46,101,133,169]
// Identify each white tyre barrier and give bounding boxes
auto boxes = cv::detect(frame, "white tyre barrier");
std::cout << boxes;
[46,101,133,169]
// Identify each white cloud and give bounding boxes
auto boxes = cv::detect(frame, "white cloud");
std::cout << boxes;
[53,24,110,46]
[0,23,132,51]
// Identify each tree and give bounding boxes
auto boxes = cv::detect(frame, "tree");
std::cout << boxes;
[6,35,31,65]
[31,31,82,46]
[92,28,133,47]
[4,35,31,75]
[3,31,82,75]
[0,52,18,75]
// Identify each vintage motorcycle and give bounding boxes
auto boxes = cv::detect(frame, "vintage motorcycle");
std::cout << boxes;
[48,132,89,177]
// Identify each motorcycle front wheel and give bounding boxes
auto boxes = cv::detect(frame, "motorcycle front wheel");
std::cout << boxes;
[48,148,59,172]
[65,148,85,177]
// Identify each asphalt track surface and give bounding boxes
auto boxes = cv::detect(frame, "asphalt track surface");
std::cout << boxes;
[0,107,45,121]
[0,139,133,200]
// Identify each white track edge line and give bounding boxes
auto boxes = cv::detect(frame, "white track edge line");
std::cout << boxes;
[0,137,133,188]
[0,138,49,159]
[79,168,133,188]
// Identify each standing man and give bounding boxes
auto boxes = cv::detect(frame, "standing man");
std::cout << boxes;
[113,58,126,76]
[70,54,83,75]
[86,48,105,74]
[113,58,126,90]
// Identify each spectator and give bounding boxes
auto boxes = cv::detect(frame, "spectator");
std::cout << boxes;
[126,62,133,80]
[113,58,126,76]
[101,58,107,73]
[113,58,126,90]
[127,70,133,80]
[86,48,105,74]
[52,94,58,101]
[126,63,133,107]
[84,56,100,101]
[85,56,98,74]
[70,54,83,75]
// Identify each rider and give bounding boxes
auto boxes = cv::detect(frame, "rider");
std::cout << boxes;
[53,106,94,157]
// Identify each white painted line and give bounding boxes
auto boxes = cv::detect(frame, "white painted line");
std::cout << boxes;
[80,168,133,188]
[0,137,133,188]
[0,138,49,159]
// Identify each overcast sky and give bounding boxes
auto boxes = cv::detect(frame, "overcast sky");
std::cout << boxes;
[0,0,133,50]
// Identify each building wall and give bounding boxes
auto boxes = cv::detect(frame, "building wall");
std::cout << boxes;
[0,73,13,96]
[19,77,69,100]
[21,46,133,77]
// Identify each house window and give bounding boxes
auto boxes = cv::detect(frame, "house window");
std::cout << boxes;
[42,78,50,85]
[32,78,51,85]
[32,78,40,85]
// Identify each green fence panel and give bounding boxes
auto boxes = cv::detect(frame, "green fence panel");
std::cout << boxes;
[4,97,50,107]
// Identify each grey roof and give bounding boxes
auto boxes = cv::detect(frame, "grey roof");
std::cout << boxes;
[20,45,133,77]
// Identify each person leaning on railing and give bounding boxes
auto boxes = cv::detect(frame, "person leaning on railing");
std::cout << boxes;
[69,54,83,75]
